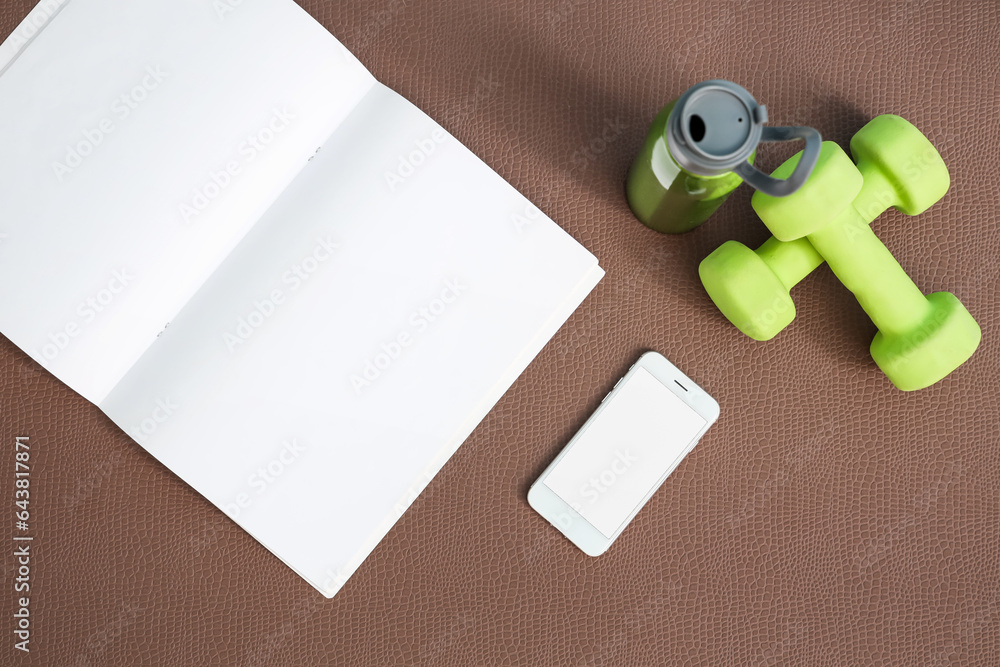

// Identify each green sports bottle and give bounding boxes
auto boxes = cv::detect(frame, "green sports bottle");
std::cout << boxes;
[626,79,822,233]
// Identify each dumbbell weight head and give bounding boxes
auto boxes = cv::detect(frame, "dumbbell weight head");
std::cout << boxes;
[701,235,827,339]
[871,291,981,391]
[701,117,950,342]
[753,116,949,242]
[751,141,863,242]
[699,241,795,340]
[848,114,949,217]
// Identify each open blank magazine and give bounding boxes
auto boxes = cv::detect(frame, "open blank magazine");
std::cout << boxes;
[0,0,603,596]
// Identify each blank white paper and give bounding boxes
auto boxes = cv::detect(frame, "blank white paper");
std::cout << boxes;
[0,0,604,597]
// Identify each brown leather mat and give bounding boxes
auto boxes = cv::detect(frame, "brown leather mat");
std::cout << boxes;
[2,0,997,664]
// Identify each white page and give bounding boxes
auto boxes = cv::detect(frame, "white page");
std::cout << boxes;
[0,0,604,598]
[0,0,374,402]
[99,83,603,596]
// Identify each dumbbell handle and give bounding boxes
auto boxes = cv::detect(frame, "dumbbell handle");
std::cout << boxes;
[755,236,823,290]
[805,167,932,335]
[751,159,899,293]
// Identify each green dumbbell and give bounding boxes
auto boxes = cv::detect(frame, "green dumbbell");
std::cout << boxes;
[700,236,822,340]
[699,115,951,341]
[750,115,981,390]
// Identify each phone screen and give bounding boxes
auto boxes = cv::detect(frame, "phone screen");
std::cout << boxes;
[543,366,707,538]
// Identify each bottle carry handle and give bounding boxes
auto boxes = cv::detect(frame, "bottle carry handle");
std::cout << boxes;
[734,126,822,198]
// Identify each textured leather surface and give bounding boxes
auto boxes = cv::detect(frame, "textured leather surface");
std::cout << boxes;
[1,0,998,664]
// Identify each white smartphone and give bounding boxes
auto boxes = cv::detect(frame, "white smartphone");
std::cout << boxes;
[528,351,719,556]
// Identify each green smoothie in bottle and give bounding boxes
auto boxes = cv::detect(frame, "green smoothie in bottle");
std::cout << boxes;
[626,80,822,234]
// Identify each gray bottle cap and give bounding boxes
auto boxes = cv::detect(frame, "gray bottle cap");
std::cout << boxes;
[665,79,821,198]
